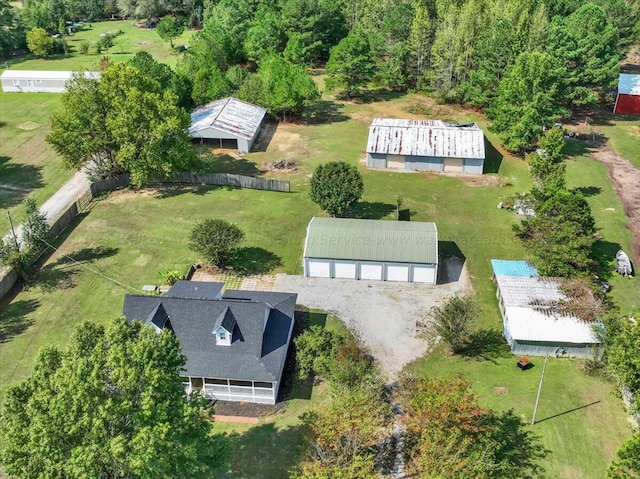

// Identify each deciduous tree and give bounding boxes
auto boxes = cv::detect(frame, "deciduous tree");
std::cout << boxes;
[0,0,25,57]
[608,432,640,478]
[157,16,185,48]
[26,26,53,57]
[188,218,245,268]
[0,317,228,478]
[398,375,545,478]
[310,161,363,217]
[47,63,197,186]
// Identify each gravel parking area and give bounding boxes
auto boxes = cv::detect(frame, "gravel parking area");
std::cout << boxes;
[274,257,470,380]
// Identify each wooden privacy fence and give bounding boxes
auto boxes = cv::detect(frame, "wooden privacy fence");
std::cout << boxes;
[0,171,289,302]
[170,172,290,193]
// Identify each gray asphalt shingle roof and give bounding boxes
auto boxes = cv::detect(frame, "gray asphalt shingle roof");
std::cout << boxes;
[122,283,297,383]
[304,217,438,264]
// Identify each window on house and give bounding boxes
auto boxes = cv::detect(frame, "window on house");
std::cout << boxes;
[219,331,226,340]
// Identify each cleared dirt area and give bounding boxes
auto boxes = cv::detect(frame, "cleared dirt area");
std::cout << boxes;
[589,144,640,262]
[273,257,471,379]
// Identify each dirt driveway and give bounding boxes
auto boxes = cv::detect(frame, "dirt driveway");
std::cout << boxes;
[273,257,470,380]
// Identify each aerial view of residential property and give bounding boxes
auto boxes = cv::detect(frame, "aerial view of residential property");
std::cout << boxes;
[1,0,640,477]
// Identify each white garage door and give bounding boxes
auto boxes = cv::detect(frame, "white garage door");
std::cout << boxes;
[308,260,330,278]
[412,265,436,284]
[385,264,410,282]
[360,263,383,280]
[333,261,357,279]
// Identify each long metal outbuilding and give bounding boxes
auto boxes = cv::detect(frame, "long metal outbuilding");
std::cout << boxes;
[0,70,100,93]
[366,119,486,174]
[491,259,602,358]
[189,97,267,154]
[303,217,438,284]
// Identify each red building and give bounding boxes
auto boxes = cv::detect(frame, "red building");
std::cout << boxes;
[614,73,640,115]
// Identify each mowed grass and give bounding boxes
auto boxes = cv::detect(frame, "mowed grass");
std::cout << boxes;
[409,347,632,479]
[597,115,640,169]
[0,92,71,234]
[0,93,637,477]
[5,20,195,70]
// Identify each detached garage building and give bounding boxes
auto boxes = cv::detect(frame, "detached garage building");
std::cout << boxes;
[1,70,100,93]
[366,119,485,174]
[491,259,602,359]
[613,73,640,115]
[303,217,438,284]
[189,97,267,154]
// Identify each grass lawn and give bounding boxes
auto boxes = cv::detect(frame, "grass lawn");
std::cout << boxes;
[0,91,72,234]
[596,115,640,169]
[0,92,637,477]
[5,20,195,70]
[409,346,633,479]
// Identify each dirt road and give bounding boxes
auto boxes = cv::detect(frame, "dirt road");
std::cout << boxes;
[589,145,640,262]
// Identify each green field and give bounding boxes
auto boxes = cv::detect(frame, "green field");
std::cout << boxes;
[5,20,195,70]
[0,20,193,234]
[0,92,636,477]
[597,116,640,169]
[0,92,70,234]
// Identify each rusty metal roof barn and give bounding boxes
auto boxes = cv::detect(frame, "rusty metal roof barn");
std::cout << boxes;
[366,119,485,159]
[189,97,267,140]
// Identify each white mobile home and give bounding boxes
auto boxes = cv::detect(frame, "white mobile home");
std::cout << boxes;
[366,119,486,174]
[189,97,267,154]
[1,70,100,93]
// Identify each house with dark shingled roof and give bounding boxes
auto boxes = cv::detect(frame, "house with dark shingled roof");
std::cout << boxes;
[122,281,297,404]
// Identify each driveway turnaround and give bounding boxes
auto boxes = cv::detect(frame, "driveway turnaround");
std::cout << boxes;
[273,257,470,379]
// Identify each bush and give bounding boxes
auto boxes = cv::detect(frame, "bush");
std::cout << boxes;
[309,161,364,217]
[159,269,184,286]
[429,295,478,354]
[26,27,54,57]
[188,218,245,268]
[79,41,90,54]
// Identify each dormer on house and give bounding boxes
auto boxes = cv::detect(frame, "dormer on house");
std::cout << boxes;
[213,306,236,346]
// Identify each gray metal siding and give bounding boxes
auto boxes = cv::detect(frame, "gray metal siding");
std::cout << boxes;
[463,158,484,174]
[366,153,387,168]
[406,156,444,172]
[511,340,597,359]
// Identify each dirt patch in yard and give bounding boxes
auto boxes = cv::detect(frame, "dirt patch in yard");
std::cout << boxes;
[588,144,640,262]
[273,257,471,380]
[212,400,286,418]
[17,121,40,130]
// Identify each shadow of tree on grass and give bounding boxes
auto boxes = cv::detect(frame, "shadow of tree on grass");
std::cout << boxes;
[231,247,283,276]
[37,246,120,293]
[0,298,39,343]
[217,423,306,478]
[349,201,396,220]
[459,329,511,362]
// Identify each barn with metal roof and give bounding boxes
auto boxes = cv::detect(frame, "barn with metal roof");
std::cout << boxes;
[189,97,267,154]
[613,73,640,115]
[365,119,486,174]
[0,70,100,93]
[491,259,603,358]
[303,217,438,284]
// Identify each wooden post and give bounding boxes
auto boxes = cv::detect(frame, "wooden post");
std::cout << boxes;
[531,355,549,425]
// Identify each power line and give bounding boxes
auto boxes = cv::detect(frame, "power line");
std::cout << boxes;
[34,234,140,293]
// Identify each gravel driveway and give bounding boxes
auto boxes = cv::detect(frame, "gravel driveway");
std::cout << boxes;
[274,257,470,380]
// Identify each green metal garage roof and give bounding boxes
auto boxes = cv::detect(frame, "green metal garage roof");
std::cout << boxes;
[303,217,438,264]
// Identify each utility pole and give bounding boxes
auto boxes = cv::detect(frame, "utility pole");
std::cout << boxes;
[531,354,549,425]
[7,211,19,250]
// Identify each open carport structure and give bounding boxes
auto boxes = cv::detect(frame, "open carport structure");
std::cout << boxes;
[303,217,438,284]
[189,97,267,153]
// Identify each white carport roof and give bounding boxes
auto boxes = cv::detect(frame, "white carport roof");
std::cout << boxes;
[505,306,600,343]
[618,73,640,96]
[189,97,267,140]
